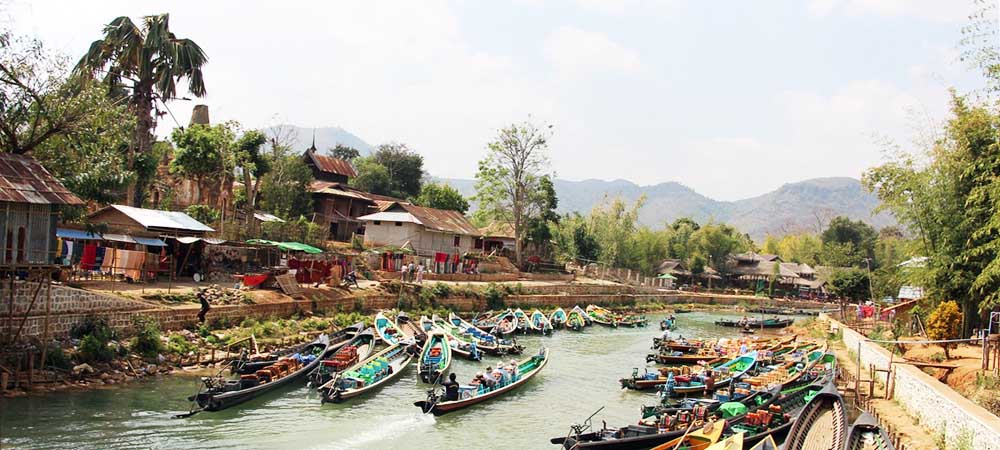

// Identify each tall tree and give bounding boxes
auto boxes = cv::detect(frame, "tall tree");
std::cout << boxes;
[414,183,469,213]
[258,144,313,220]
[691,223,749,285]
[820,216,877,267]
[330,144,360,161]
[350,156,392,195]
[233,129,269,229]
[371,143,424,198]
[474,119,553,268]
[525,176,559,258]
[74,14,207,206]
[169,124,230,204]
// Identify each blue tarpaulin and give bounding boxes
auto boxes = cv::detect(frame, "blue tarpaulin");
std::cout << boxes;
[56,228,101,240]
[132,236,167,247]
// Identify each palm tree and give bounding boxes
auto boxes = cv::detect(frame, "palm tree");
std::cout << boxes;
[74,14,207,206]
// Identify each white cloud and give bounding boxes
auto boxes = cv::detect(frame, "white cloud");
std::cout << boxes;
[806,0,972,23]
[542,26,643,75]
[573,0,679,16]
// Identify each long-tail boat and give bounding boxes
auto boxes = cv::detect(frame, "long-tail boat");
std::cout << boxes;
[714,317,794,329]
[418,331,451,384]
[779,381,847,450]
[549,307,568,329]
[374,311,405,345]
[567,306,588,331]
[447,312,523,355]
[191,334,333,412]
[845,412,896,450]
[586,304,619,327]
[427,315,482,361]
[231,322,363,375]
[473,309,518,336]
[513,308,531,333]
[552,387,781,450]
[529,309,553,335]
[665,351,758,397]
[414,347,549,415]
[307,327,377,387]
[721,380,837,448]
[395,311,426,343]
[320,342,414,403]
[745,435,776,450]
[619,314,648,328]
[705,432,743,450]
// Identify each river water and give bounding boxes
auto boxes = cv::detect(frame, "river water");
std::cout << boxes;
[0,311,794,449]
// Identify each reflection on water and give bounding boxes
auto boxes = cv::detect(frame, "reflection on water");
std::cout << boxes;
[0,311,793,449]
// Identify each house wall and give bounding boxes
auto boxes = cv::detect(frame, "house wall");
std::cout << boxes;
[363,221,475,255]
[312,194,371,241]
[0,202,57,264]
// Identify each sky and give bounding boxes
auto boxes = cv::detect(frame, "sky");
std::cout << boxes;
[6,0,985,200]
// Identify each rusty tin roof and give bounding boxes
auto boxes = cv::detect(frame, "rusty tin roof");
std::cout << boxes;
[306,151,358,178]
[0,153,83,205]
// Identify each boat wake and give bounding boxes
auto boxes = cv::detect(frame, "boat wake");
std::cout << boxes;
[309,414,435,449]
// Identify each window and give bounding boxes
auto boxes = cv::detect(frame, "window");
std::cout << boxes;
[373,220,381,225]
[395,222,403,227]
[453,235,461,247]
[474,237,484,249]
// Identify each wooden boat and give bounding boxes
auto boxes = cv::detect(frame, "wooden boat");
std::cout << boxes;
[652,338,702,353]
[320,342,414,403]
[619,314,648,328]
[666,351,758,397]
[513,308,530,333]
[705,432,743,450]
[192,334,333,412]
[549,307,567,329]
[418,331,452,383]
[648,335,795,365]
[586,304,619,327]
[674,309,692,313]
[742,343,827,392]
[714,318,794,329]
[395,312,426,342]
[374,311,405,345]
[447,313,523,355]
[414,347,549,415]
[428,315,482,361]
[473,309,518,336]
[649,420,724,450]
[647,352,725,365]
[307,327,377,387]
[781,381,847,450]
[722,380,835,448]
[567,306,588,331]
[845,412,896,450]
[232,322,363,375]
[529,309,553,335]
[554,387,780,450]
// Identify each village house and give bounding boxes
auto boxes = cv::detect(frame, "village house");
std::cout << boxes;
[0,153,83,265]
[357,202,481,255]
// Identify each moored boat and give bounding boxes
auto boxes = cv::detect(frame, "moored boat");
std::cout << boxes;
[192,334,333,412]
[549,307,567,329]
[307,327,377,387]
[845,412,896,450]
[513,308,530,333]
[320,342,415,403]
[586,304,619,328]
[649,420,724,450]
[714,317,794,329]
[418,331,452,384]
[665,351,758,397]
[705,432,743,450]
[530,309,553,335]
[447,312,523,355]
[414,347,549,415]
[567,306,588,331]
[374,311,405,345]
[232,322,363,375]
[780,381,847,450]
[396,311,426,343]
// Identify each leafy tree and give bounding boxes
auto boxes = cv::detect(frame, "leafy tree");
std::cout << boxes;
[589,196,643,268]
[820,216,877,267]
[926,300,962,359]
[828,269,871,302]
[350,156,392,195]
[330,144,360,161]
[258,146,313,220]
[74,14,207,206]
[185,204,220,226]
[573,220,600,262]
[691,223,749,285]
[371,143,424,198]
[169,124,231,204]
[474,119,553,268]
[414,183,469,213]
[233,129,269,228]
[525,176,559,258]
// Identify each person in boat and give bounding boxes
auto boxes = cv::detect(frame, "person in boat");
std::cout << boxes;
[704,370,715,392]
[442,372,460,401]
[739,342,748,355]
[471,372,485,387]
[509,359,519,381]
[492,365,506,386]
[665,371,676,395]
[482,367,497,389]
[661,328,672,340]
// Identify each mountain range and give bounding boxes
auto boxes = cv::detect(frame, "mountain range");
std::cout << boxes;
[278,125,894,239]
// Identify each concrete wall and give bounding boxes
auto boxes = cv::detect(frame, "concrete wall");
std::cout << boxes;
[822,313,1000,449]
[5,282,149,316]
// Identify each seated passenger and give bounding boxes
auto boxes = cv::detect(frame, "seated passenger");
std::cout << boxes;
[442,373,460,401]
[492,365,506,385]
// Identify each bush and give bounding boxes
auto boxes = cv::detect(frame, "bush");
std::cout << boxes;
[79,334,114,363]
[483,283,506,310]
[130,316,164,358]
[167,334,197,356]
[240,317,257,328]
[431,282,452,299]
[70,316,114,341]
[927,300,961,358]
[44,344,72,370]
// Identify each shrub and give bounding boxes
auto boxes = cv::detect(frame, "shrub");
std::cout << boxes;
[927,300,961,358]
[130,316,164,358]
[167,334,197,356]
[70,316,114,341]
[44,344,72,370]
[431,282,452,299]
[79,334,114,363]
[483,283,506,310]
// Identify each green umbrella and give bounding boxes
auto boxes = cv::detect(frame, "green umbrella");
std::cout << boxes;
[276,241,324,254]
[657,273,677,280]
[717,402,747,418]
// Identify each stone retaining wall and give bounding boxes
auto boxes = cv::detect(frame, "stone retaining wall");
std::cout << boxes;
[5,282,148,316]
[822,313,1000,449]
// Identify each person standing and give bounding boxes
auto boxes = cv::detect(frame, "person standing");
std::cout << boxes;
[416,262,424,284]
[197,288,211,323]
[401,263,410,283]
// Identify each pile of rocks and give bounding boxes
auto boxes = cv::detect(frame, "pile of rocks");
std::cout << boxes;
[200,285,253,305]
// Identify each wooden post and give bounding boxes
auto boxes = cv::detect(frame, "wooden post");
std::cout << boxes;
[39,274,52,375]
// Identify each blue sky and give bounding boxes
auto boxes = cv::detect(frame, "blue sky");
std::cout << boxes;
[8,0,984,200]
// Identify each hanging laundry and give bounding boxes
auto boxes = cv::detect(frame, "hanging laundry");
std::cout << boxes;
[81,244,97,270]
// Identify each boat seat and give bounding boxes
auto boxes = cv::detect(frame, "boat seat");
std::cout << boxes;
[255,370,272,383]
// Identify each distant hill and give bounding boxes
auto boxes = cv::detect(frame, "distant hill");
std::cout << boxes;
[267,125,375,155]
[436,176,894,240]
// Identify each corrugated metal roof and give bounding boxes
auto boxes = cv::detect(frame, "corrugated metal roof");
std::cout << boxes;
[305,151,358,178]
[105,205,215,233]
[399,203,480,235]
[0,154,83,205]
[357,211,421,224]
[254,212,285,223]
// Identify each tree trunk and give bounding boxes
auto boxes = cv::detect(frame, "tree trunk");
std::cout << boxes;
[130,85,155,207]
[244,171,255,234]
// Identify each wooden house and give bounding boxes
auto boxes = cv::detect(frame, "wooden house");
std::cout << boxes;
[0,154,83,265]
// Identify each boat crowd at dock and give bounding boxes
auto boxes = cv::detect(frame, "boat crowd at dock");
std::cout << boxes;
[169,304,882,449]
